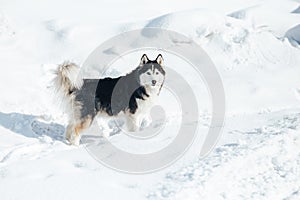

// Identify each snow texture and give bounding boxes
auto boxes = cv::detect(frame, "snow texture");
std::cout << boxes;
[0,0,300,200]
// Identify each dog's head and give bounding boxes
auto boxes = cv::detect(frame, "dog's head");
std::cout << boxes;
[137,54,166,91]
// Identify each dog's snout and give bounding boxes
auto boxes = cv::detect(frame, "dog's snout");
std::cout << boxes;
[152,80,157,85]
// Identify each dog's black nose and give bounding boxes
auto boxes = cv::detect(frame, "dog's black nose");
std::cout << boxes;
[152,80,157,85]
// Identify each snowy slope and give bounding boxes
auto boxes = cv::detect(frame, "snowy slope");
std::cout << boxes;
[0,0,300,200]
[149,110,300,200]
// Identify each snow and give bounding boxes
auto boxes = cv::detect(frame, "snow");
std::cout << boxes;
[0,0,300,199]
[286,24,300,46]
[292,6,300,13]
[149,110,300,199]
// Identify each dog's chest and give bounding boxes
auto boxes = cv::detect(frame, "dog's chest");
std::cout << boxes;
[135,88,158,114]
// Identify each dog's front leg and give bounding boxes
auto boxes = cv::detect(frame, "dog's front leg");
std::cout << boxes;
[141,114,152,128]
[126,114,142,132]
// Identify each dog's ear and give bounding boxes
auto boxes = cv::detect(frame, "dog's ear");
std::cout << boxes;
[140,54,149,65]
[156,54,164,65]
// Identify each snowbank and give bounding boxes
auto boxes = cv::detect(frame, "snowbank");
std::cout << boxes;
[285,24,300,46]
[0,0,300,200]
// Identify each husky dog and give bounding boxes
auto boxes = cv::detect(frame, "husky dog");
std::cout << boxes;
[54,54,166,145]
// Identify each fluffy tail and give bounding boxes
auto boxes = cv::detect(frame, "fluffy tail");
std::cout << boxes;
[53,61,83,114]
[53,61,83,95]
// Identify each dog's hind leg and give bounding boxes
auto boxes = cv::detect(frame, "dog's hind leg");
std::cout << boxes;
[67,115,93,145]
[65,123,74,142]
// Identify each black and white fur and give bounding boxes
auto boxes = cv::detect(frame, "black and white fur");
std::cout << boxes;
[54,54,166,145]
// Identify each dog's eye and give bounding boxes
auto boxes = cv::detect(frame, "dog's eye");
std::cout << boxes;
[146,72,151,75]
[156,72,159,75]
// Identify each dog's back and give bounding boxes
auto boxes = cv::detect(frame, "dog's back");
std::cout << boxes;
[94,73,149,116]
[73,79,99,119]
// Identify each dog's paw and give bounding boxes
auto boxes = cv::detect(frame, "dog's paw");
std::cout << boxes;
[68,135,81,146]
[141,115,152,128]
[102,129,112,139]
[127,125,140,132]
